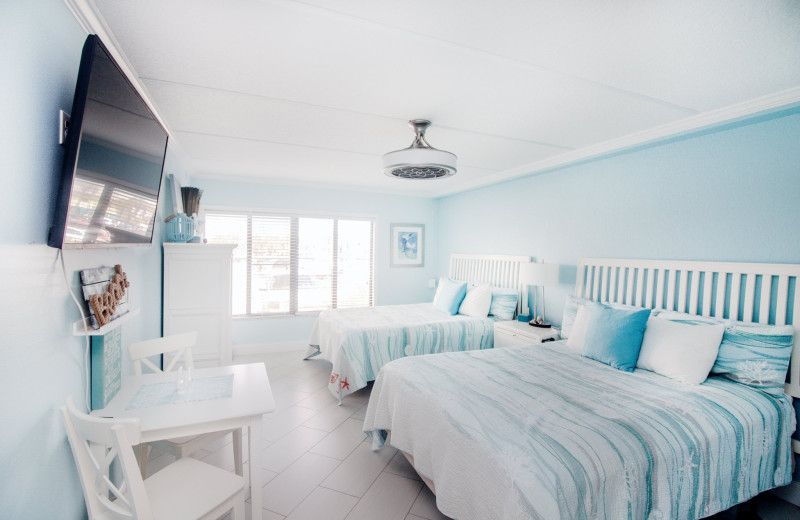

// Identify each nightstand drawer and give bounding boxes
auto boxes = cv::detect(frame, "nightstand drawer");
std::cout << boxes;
[493,321,559,348]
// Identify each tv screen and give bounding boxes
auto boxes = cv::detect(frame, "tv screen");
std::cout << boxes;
[48,35,168,249]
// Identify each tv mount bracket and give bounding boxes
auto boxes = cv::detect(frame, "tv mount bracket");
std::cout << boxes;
[59,110,71,146]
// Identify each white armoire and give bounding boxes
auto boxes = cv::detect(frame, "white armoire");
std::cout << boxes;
[163,243,235,365]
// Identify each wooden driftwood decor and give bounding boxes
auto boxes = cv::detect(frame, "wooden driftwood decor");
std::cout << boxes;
[80,265,131,329]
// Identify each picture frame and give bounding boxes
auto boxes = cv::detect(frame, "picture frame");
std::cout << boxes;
[390,223,424,267]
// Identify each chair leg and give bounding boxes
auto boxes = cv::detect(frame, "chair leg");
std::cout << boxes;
[232,490,245,519]
[137,443,149,478]
[233,428,243,476]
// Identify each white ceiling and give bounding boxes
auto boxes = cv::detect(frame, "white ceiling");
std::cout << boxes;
[82,0,800,198]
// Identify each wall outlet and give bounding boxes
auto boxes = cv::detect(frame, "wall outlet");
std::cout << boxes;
[428,278,436,289]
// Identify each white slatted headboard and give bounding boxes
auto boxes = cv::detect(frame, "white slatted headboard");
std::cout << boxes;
[576,257,800,455]
[449,254,530,313]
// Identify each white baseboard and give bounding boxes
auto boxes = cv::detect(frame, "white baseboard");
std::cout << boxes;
[233,341,307,357]
[769,480,800,507]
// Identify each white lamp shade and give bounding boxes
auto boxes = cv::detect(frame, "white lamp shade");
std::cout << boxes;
[519,262,559,287]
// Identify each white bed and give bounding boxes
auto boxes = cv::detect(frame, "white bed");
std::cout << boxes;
[363,257,800,519]
[306,253,529,400]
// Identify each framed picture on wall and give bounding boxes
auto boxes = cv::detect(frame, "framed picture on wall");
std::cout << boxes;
[390,223,424,267]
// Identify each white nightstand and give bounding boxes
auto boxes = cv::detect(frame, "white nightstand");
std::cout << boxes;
[494,320,560,348]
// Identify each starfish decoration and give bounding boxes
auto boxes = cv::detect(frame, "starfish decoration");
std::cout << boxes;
[341,377,350,390]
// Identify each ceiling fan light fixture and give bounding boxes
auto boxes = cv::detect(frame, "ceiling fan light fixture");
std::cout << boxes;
[382,120,457,179]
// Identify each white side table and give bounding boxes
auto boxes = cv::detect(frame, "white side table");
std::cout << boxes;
[494,320,560,348]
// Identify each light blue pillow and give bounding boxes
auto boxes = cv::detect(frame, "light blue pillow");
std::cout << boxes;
[582,305,651,372]
[654,310,793,395]
[561,295,644,339]
[489,288,518,320]
[433,278,467,315]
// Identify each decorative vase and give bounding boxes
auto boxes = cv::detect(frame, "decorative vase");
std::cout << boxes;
[165,213,195,242]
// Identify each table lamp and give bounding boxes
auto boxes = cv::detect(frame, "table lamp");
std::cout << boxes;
[519,262,559,328]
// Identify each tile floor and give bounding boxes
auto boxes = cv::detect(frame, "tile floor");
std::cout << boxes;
[143,350,800,520]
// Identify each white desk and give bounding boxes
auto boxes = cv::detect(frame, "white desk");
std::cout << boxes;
[92,362,275,517]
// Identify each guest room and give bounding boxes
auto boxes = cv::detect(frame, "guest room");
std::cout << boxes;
[3,1,800,519]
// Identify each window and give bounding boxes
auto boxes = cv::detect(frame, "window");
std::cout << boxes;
[205,210,374,316]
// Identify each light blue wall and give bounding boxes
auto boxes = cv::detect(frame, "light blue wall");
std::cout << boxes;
[0,1,186,517]
[436,109,800,327]
[192,179,440,347]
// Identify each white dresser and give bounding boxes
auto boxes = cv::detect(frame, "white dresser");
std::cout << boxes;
[494,320,560,348]
[163,243,235,365]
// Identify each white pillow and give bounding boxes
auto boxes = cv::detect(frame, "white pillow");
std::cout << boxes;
[458,283,492,318]
[566,305,592,353]
[636,317,724,384]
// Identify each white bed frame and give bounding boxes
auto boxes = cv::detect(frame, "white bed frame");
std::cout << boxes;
[449,253,530,314]
[576,258,800,461]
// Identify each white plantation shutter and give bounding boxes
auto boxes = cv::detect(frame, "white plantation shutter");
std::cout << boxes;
[251,215,292,314]
[337,219,374,308]
[205,210,373,316]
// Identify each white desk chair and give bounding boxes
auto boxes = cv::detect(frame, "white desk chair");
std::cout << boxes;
[128,331,243,477]
[61,396,245,520]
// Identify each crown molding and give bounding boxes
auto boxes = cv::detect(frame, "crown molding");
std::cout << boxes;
[448,85,800,198]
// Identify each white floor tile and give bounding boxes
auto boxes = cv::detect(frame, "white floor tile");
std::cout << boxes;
[266,363,303,380]
[303,400,362,432]
[262,405,319,443]
[287,360,332,380]
[349,405,368,421]
[200,447,235,472]
[384,451,422,481]
[310,418,368,460]
[409,486,450,520]
[273,389,313,412]
[262,426,328,473]
[287,374,330,394]
[344,472,422,520]
[296,386,339,411]
[242,462,279,500]
[284,486,358,520]
[261,452,341,516]
[321,439,397,497]
[244,503,285,520]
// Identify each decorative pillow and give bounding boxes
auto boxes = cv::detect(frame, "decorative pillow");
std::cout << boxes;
[561,294,643,339]
[560,295,587,339]
[714,322,793,395]
[653,310,794,395]
[565,304,597,353]
[636,317,724,384]
[489,288,518,321]
[459,283,493,318]
[582,305,651,372]
[433,278,468,315]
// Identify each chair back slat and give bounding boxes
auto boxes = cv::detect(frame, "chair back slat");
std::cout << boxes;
[129,331,197,375]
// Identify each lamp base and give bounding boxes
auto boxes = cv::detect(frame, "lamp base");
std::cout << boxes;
[528,322,552,328]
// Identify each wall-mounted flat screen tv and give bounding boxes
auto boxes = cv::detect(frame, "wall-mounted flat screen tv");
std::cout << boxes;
[48,34,168,249]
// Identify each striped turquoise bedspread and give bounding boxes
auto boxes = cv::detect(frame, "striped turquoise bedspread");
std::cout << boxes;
[306,303,495,400]
[363,343,795,520]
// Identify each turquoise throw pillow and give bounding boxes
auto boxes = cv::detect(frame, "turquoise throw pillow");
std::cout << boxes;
[583,305,651,372]
[433,278,468,315]
[489,289,518,320]
[653,310,793,395]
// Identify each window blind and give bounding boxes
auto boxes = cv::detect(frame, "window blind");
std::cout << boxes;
[205,210,374,316]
